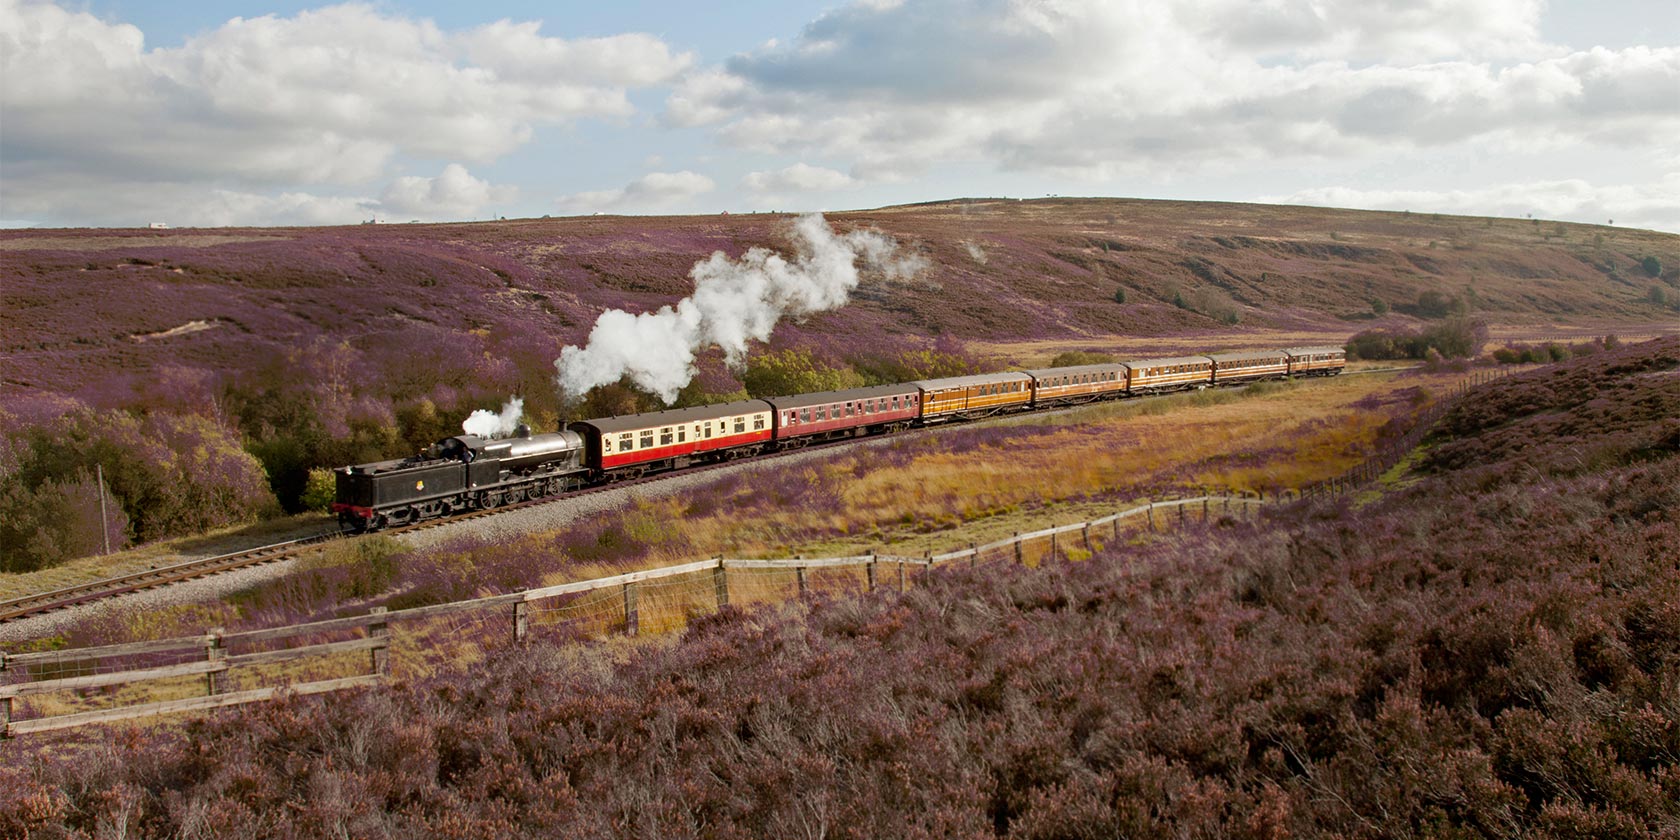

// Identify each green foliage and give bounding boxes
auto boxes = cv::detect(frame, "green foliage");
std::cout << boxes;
[1415,290,1464,319]
[1,407,274,570]
[0,470,128,572]
[1641,255,1662,277]
[1113,286,1127,304]
[1047,351,1117,367]
[1371,297,1390,315]
[741,346,865,397]
[851,345,979,385]
[300,467,337,512]
[1346,317,1488,361]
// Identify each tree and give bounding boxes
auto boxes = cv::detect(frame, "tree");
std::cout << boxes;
[1371,297,1390,315]
[1641,256,1662,277]
[301,468,337,513]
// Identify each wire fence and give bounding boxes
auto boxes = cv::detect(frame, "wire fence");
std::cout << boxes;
[1,362,1537,736]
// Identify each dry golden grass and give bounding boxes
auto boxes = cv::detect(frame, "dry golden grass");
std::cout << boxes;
[546,370,1449,570]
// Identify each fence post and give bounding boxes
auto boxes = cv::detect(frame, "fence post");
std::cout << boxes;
[1113,510,1122,540]
[1147,503,1155,532]
[370,607,389,676]
[1203,498,1209,520]
[898,559,907,594]
[1,652,10,738]
[713,559,729,609]
[1014,533,1024,564]
[970,543,978,568]
[1082,524,1092,553]
[866,557,877,592]
[623,584,638,636]
[1049,527,1057,562]
[205,628,226,696]
[1178,501,1186,526]
[796,566,807,600]
[513,600,529,644]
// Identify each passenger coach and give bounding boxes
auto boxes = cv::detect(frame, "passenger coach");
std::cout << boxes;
[1026,363,1128,408]
[766,383,920,446]
[914,372,1034,422]
[1283,346,1347,376]
[1209,350,1289,384]
[1126,356,1214,392]
[569,399,774,478]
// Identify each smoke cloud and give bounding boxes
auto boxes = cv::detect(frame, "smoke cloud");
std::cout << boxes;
[555,213,924,404]
[462,397,525,438]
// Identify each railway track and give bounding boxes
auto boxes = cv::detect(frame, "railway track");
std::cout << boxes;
[0,441,847,624]
[0,370,1378,625]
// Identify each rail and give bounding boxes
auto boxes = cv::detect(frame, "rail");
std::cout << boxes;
[2,360,1540,736]
[2,494,1265,737]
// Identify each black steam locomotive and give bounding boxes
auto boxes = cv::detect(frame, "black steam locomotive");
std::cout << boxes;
[333,345,1345,532]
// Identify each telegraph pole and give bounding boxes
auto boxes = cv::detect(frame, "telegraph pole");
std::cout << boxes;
[97,464,110,555]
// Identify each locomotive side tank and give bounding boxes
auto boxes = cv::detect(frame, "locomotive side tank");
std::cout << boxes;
[332,428,585,531]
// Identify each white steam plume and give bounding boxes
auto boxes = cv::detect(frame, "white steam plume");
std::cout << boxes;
[555,213,924,404]
[462,397,525,438]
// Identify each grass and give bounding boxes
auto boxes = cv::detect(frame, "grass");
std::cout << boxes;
[0,513,333,602]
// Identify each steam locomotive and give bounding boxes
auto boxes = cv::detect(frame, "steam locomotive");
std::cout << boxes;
[332,346,1344,532]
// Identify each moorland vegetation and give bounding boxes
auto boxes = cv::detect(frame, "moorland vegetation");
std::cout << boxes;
[2,334,1674,837]
[3,200,1675,572]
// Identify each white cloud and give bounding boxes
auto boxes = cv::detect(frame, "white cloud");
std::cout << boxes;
[743,163,857,194]
[555,171,716,214]
[669,0,1679,183]
[380,164,516,219]
[1266,175,1680,232]
[0,0,687,226]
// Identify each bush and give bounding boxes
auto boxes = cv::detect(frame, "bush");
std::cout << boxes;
[1346,317,1486,361]
[300,467,337,512]
[1,407,276,569]
[1641,256,1662,277]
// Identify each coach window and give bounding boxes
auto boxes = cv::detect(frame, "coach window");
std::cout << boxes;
[603,438,613,452]
[734,419,746,433]
[800,408,811,423]
[754,417,766,430]
[619,433,633,451]
[678,428,687,442]
[660,429,674,446]
[703,422,712,438]
[639,432,654,449]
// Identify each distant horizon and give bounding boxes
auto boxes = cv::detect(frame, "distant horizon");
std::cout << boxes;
[5,194,1675,236]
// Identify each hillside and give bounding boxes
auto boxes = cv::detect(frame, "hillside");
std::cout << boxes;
[4,198,1677,407]
[3,340,1674,837]
[2,199,1675,568]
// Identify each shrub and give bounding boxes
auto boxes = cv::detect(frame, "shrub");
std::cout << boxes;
[1641,256,1662,277]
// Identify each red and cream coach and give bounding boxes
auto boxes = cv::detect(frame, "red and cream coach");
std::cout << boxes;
[569,399,775,479]
[765,383,921,447]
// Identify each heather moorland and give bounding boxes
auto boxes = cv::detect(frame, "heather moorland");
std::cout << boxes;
[2,330,1674,837]
[3,200,1676,572]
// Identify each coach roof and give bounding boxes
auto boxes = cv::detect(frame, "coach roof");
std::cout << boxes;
[762,382,919,410]
[568,399,773,434]
[912,371,1034,391]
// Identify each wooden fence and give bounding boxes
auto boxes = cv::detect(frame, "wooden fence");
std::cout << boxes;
[2,495,1263,737]
[5,360,1551,736]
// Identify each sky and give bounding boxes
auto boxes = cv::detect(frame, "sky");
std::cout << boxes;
[2,0,1677,231]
